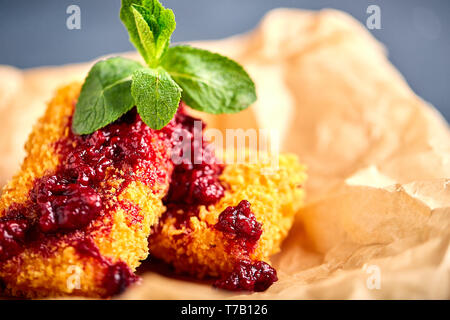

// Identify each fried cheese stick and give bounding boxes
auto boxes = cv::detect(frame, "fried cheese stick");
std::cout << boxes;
[149,153,306,290]
[0,83,173,298]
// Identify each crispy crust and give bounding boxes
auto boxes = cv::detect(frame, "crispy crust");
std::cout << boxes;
[0,83,169,298]
[149,154,307,278]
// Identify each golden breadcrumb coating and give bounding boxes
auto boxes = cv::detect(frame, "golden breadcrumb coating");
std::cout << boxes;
[149,154,306,278]
[0,83,170,298]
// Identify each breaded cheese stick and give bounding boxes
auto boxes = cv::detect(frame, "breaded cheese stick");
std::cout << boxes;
[149,153,306,291]
[0,83,173,298]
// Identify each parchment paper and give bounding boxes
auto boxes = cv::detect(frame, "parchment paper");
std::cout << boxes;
[0,9,449,299]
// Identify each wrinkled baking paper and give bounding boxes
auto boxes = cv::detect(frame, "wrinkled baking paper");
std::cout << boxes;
[0,9,449,299]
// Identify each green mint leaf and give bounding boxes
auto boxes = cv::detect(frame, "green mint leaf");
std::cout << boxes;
[130,5,155,65]
[161,45,257,114]
[121,0,175,66]
[131,67,181,130]
[72,57,144,135]
[120,1,148,63]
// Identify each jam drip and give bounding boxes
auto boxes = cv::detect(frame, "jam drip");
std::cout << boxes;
[160,107,225,226]
[214,260,278,292]
[74,239,138,297]
[0,207,30,262]
[213,201,277,291]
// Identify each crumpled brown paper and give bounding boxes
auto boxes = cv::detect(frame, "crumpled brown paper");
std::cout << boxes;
[0,9,449,299]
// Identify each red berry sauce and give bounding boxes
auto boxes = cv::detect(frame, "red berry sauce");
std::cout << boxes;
[214,259,277,292]
[157,106,225,228]
[164,108,225,206]
[74,238,139,297]
[0,205,31,262]
[154,109,277,292]
[213,201,277,291]
[215,200,262,253]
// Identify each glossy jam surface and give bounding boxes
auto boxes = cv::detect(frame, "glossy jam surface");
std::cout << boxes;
[214,259,278,292]
[215,200,262,253]
[32,177,102,233]
[158,109,225,228]
[0,209,30,261]
[213,201,277,291]
[163,110,225,206]
[103,261,138,296]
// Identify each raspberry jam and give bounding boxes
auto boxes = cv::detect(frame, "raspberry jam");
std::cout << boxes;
[103,261,138,296]
[163,110,225,206]
[213,201,277,291]
[74,238,139,297]
[154,112,278,292]
[31,177,102,233]
[214,259,278,292]
[215,200,262,253]
[157,108,225,228]
[0,209,30,262]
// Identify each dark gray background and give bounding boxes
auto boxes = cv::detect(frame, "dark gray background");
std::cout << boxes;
[0,0,449,121]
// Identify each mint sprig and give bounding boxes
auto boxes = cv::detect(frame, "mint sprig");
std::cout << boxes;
[72,0,257,135]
